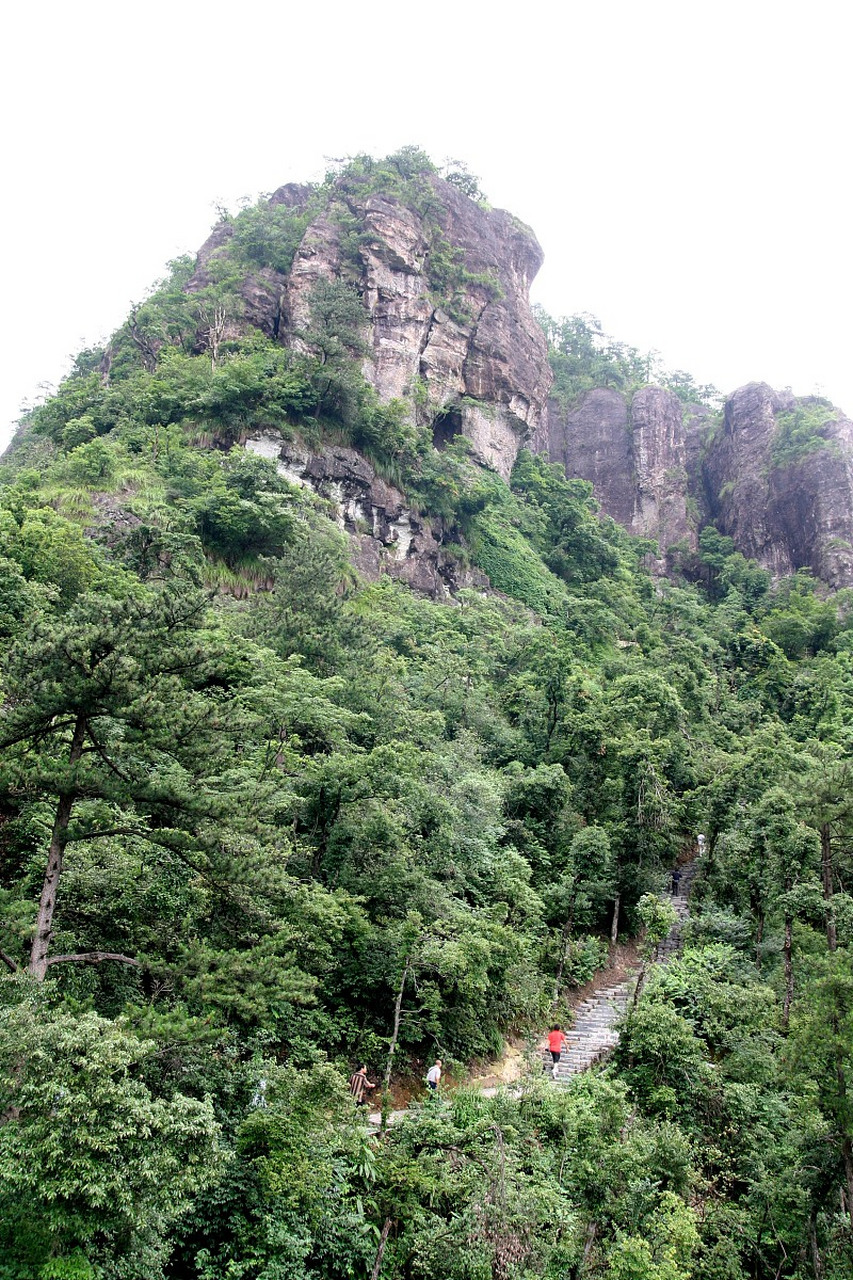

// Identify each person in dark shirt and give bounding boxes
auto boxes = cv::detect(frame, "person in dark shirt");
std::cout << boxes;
[349,1066,376,1105]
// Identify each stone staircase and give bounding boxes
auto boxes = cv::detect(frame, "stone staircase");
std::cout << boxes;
[546,982,630,1080]
[544,856,699,1084]
[654,858,698,964]
[370,854,702,1119]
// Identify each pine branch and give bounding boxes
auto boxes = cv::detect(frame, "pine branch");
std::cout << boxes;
[0,717,81,751]
[46,951,142,968]
[0,950,19,972]
[65,826,148,844]
[84,727,132,783]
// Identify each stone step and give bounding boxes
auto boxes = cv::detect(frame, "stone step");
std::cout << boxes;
[538,856,702,1082]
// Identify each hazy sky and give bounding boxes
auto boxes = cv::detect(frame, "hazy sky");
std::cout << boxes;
[2,0,851,451]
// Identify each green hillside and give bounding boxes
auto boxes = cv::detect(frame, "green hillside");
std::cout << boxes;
[1,151,852,1280]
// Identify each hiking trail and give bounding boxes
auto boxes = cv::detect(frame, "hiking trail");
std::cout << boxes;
[544,854,698,1083]
[369,855,699,1123]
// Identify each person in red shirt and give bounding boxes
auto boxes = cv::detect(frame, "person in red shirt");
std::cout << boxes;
[547,1025,567,1078]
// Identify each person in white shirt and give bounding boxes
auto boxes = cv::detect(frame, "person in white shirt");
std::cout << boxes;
[426,1059,442,1092]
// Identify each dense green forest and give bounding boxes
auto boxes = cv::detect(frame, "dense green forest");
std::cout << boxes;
[2,150,853,1280]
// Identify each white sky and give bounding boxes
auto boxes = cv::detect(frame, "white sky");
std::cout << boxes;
[2,0,851,452]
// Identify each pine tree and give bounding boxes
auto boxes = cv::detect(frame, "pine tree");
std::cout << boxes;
[0,584,262,979]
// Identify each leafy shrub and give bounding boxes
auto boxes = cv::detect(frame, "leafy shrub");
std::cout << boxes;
[771,399,839,468]
[229,198,315,275]
[563,933,609,986]
[0,1000,220,1279]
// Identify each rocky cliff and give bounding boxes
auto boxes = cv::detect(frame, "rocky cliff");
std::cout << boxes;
[293,185,550,479]
[189,170,551,481]
[533,372,853,588]
[702,383,853,587]
[182,162,853,592]
[540,385,696,562]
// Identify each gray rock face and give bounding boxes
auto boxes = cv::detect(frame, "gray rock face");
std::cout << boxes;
[283,177,551,479]
[245,431,487,599]
[188,174,551,481]
[542,386,695,559]
[541,389,635,527]
[630,387,691,551]
[703,382,853,586]
[684,403,714,527]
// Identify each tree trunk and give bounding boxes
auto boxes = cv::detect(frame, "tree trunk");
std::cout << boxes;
[553,912,574,1002]
[369,1218,393,1280]
[582,1221,598,1267]
[29,716,86,980]
[754,907,764,967]
[834,1044,853,1233]
[752,1204,768,1280]
[631,955,650,1014]
[842,1134,853,1233]
[610,894,620,948]
[821,822,837,953]
[809,1218,823,1279]
[208,305,227,370]
[782,912,794,1029]
[381,954,412,1134]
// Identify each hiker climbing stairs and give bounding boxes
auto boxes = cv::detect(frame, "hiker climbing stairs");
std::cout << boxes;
[547,852,700,1083]
[369,848,703,1121]
[655,856,699,964]
[548,983,629,1079]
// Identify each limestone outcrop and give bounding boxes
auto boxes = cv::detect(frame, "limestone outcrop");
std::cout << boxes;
[245,431,486,599]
